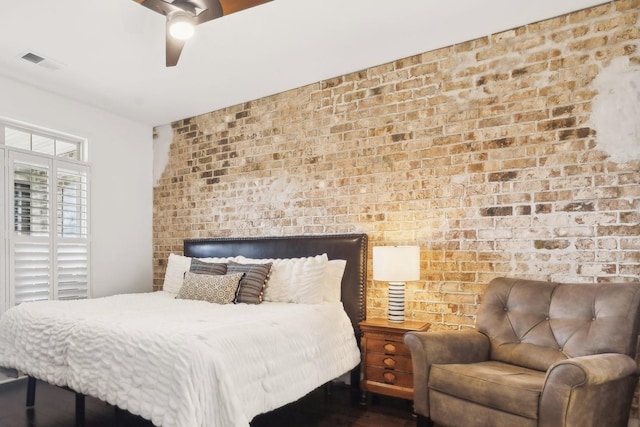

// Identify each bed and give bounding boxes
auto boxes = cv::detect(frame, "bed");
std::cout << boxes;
[0,233,368,427]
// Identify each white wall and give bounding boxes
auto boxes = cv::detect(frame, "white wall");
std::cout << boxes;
[0,75,153,297]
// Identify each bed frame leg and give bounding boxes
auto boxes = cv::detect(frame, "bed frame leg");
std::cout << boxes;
[26,376,36,407]
[350,365,362,405]
[323,381,332,403]
[350,365,360,389]
[416,414,434,427]
[115,406,125,426]
[75,392,85,427]
[25,375,85,426]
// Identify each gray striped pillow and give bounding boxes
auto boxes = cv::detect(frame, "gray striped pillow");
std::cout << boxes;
[189,259,227,275]
[227,261,272,304]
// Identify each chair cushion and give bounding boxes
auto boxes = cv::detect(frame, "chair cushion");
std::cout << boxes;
[429,361,545,420]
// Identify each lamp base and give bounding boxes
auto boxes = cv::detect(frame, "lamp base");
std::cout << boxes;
[388,282,405,323]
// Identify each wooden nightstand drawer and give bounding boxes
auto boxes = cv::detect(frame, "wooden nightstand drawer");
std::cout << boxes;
[361,330,406,342]
[365,338,411,357]
[365,367,414,388]
[359,319,430,401]
[366,353,413,372]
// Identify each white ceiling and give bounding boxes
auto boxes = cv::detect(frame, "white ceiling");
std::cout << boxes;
[0,0,606,127]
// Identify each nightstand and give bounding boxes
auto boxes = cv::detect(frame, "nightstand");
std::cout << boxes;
[359,318,430,401]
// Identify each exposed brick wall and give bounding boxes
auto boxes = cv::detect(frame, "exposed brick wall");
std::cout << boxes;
[154,0,640,415]
[154,0,640,311]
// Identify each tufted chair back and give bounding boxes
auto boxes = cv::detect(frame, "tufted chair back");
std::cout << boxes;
[476,277,640,372]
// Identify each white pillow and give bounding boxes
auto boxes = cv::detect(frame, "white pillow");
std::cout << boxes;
[235,254,328,304]
[163,253,192,294]
[163,254,238,295]
[322,259,347,303]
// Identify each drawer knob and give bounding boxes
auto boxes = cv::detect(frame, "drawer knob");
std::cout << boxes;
[383,343,396,353]
[383,371,396,383]
[383,357,396,368]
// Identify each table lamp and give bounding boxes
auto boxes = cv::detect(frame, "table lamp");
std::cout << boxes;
[373,246,420,322]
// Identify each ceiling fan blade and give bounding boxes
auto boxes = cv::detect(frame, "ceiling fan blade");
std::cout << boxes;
[195,0,270,25]
[218,0,271,16]
[194,0,223,25]
[166,22,187,67]
[136,0,178,16]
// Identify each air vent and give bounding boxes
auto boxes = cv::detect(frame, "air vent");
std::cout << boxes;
[18,51,63,71]
[21,52,45,64]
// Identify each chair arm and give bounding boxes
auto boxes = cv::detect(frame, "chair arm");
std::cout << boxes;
[404,330,490,417]
[540,353,639,427]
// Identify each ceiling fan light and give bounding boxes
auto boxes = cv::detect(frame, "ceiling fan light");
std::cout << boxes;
[169,13,195,40]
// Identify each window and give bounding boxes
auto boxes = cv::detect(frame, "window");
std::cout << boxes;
[57,168,88,238]
[13,162,49,236]
[5,126,82,159]
[1,121,90,312]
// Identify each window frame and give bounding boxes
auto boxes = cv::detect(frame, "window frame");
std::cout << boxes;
[0,148,5,313]
[3,123,85,160]
[0,120,90,313]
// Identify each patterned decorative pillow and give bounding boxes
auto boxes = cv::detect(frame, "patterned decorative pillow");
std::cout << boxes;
[226,261,272,304]
[176,272,244,304]
[189,259,227,275]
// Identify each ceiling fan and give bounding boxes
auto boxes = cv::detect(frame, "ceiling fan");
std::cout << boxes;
[134,0,272,67]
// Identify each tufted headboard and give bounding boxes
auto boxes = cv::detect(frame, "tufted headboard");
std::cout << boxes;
[476,277,640,371]
[184,234,368,336]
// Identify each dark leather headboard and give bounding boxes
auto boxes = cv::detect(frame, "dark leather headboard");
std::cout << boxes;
[184,234,368,334]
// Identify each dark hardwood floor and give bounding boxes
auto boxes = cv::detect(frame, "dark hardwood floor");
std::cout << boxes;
[0,378,416,427]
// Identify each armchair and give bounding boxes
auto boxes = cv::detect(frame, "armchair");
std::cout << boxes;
[404,277,640,427]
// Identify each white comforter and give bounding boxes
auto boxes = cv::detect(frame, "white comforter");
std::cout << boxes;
[0,292,361,427]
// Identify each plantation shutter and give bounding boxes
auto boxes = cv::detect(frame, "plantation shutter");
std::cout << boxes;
[8,154,90,305]
[56,166,89,300]
[14,242,50,303]
[10,152,52,304]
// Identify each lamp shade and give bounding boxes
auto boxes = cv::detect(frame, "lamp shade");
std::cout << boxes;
[373,246,420,282]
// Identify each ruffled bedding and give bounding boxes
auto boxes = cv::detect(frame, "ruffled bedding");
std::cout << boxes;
[0,292,361,427]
